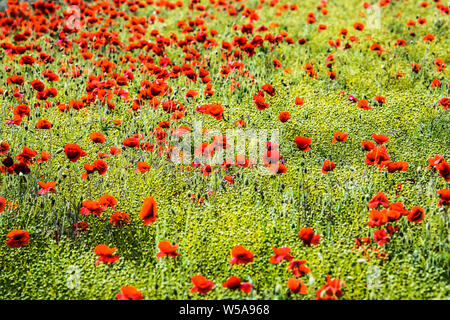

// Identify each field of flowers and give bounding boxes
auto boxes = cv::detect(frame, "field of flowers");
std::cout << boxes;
[0,0,449,300]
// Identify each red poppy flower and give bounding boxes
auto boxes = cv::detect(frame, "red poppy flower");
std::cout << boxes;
[270,246,294,263]
[368,191,389,208]
[116,286,144,300]
[223,276,252,293]
[234,119,247,128]
[373,229,390,246]
[230,245,254,265]
[356,99,371,110]
[287,278,307,294]
[90,132,106,144]
[38,181,56,195]
[81,200,106,216]
[437,189,450,207]
[385,161,408,173]
[19,55,35,66]
[0,141,9,155]
[64,144,87,162]
[137,161,150,173]
[139,197,157,225]
[190,275,214,295]
[367,210,388,227]
[268,162,287,174]
[253,94,269,110]
[110,211,130,227]
[353,22,364,31]
[365,146,390,167]
[94,159,108,175]
[14,104,31,118]
[374,96,386,104]
[407,206,425,223]
[6,229,30,248]
[156,240,180,259]
[321,160,335,173]
[7,75,24,85]
[295,97,304,106]
[315,275,345,300]
[31,80,45,92]
[372,134,389,145]
[123,137,140,148]
[94,244,120,266]
[438,98,449,110]
[422,33,434,41]
[205,104,224,120]
[437,160,450,182]
[287,260,311,277]
[261,84,275,96]
[35,119,52,130]
[224,176,234,184]
[332,132,348,143]
[278,111,291,122]
[298,227,321,246]
[389,202,409,216]
[272,58,282,68]
[294,136,312,152]
[16,146,37,164]
[109,146,121,155]
[98,195,117,209]
[0,197,6,213]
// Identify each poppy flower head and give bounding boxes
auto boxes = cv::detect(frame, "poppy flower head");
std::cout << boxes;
[94,244,120,265]
[373,229,390,246]
[222,276,252,293]
[81,200,106,216]
[156,240,180,259]
[230,245,254,265]
[90,132,106,144]
[332,132,348,143]
[98,195,117,208]
[0,141,9,155]
[6,229,30,248]
[315,275,345,300]
[357,99,371,110]
[268,163,287,175]
[372,134,389,145]
[407,206,425,223]
[270,246,294,263]
[294,136,312,152]
[109,211,130,227]
[368,191,389,209]
[367,209,388,227]
[298,227,321,246]
[94,160,108,175]
[38,181,57,194]
[64,144,87,162]
[437,160,450,182]
[321,160,335,173]
[0,197,6,213]
[190,275,214,295]
[278,111,291,122]
[437,189,450,207]
[261,84,275,96]
[287,259,311,277]
[295,97,304,106]
[139,196,157,225]
[36,119,52,130]
[116,286,144,300]
[287,278,308,294]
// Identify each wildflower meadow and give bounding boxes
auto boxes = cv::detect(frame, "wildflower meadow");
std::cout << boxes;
[0,0,449,301]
